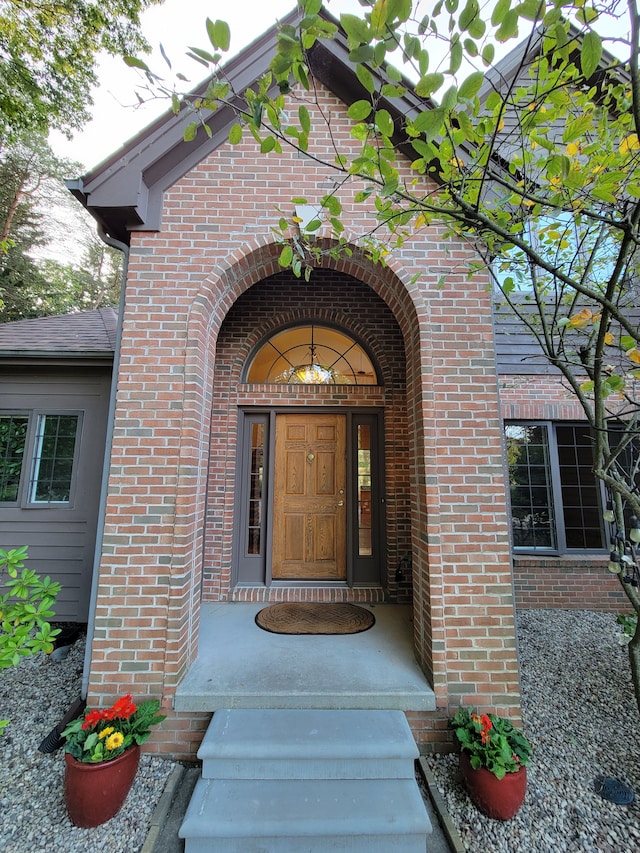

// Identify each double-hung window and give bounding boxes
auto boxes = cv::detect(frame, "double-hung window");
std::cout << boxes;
[505,421,605,553]
[0,412,81,505]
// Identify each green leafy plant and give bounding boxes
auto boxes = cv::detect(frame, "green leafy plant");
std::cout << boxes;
[0,545,61,671]
[62,694,166,763]
[451,707,533,780]
[617,613,637,645]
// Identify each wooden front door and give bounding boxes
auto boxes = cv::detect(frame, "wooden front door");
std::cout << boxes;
[272,413,347,580]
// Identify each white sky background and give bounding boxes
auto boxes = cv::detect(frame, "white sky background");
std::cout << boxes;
[49,0,363,172]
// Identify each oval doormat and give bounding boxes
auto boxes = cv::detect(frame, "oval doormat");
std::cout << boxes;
[255,602,375,635]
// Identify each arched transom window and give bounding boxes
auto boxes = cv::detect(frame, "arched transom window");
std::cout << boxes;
[246,324,379,385]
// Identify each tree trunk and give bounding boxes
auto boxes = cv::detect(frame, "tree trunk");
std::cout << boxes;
[628,615,640,716]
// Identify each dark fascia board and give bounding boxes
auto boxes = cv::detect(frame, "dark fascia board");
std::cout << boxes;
[69,7,303,244]
[69,4,540,245]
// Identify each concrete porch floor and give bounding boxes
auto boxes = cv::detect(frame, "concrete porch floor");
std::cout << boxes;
[174,602,436,712]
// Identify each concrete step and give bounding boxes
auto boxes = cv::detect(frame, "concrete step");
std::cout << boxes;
[179,777,432,853]
[180,709,432,852]
[198,708,419,780]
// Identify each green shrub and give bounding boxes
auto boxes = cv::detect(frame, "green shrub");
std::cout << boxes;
[0,545,61,670]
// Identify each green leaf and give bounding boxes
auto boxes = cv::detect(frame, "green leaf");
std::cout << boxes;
[123,56,150,71]
[278,245,293,267]
[341,13,370,43]
[495,9,519,41]
[519,0,545,20]
[562,114,593,143]
[347,100,373,121]
[321,194,342,216]
[482,43,495,66]
[459,0,480,32]
[621,335,636,351]
[412,108,445,141]
[206,19,230,52]
[375,109,394,137]
[299,105,311,134]
[386,63,403,82]
[356,63,376,94]
[606,374,625,392]
[491,0,511,26]
[260,136,276,153]
[388,0,412,23]
[591,186,617,203]
[371,0,388,34]
[449,38,463,74]
[458,71,483,101]
[350,45,375,64]
[416,73,444,98]
[183,122,197,142]
[581,31,602,79]
[381,83,407,98]
[188,46,218,65]
[354,187,374,203]
[441,85,458,112]
[228,123,243,145]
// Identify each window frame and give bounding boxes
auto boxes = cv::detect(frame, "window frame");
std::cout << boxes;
[0,409,83,508]
[505,420,606,555]
[243,322,382,386]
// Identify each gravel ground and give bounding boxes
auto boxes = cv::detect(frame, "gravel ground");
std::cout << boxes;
[426,609,640,853]
[0,636,176,853]
[1,610,639,852]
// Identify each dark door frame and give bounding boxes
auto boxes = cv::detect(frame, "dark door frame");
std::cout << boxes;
[232,407,386,589]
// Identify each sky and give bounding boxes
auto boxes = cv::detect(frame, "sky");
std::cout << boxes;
[49,0,358,172]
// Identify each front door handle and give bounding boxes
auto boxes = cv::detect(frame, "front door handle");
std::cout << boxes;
[336,500,344,507]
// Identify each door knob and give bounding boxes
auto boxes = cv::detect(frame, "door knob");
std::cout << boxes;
[337,500,344,507]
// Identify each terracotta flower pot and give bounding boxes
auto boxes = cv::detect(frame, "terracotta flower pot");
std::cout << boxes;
[459,750,527,820]
[64,745,141,827]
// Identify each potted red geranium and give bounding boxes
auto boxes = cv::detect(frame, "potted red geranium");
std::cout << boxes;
[61,694,165,827]
[450,706,533,820]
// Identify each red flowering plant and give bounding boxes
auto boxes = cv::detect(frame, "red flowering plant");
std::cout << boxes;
[450,707,533,780]
[62,694,165,763]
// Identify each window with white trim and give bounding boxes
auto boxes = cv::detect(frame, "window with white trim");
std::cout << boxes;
[0,412,81,505]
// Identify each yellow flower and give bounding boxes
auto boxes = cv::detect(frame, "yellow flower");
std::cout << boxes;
[98,727,114,740]
[105,732,125,751]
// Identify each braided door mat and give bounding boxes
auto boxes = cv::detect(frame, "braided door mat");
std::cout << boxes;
[254,602,375,635]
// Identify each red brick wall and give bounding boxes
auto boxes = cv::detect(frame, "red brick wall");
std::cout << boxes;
[87,81,520,758]
[513,558,627,612]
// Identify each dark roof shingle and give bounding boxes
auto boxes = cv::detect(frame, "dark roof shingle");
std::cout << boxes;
[0,307,118,354]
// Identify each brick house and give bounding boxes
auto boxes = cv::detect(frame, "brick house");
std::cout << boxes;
[1,10,625,759]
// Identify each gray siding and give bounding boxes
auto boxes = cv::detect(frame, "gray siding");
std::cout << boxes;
[0,367,111,621]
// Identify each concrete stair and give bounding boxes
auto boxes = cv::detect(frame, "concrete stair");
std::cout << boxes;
[179,708,433,852]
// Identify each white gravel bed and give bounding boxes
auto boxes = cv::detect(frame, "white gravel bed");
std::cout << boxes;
[2,610,640,852]
[426,609,640,853]
[0,636,176,853]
